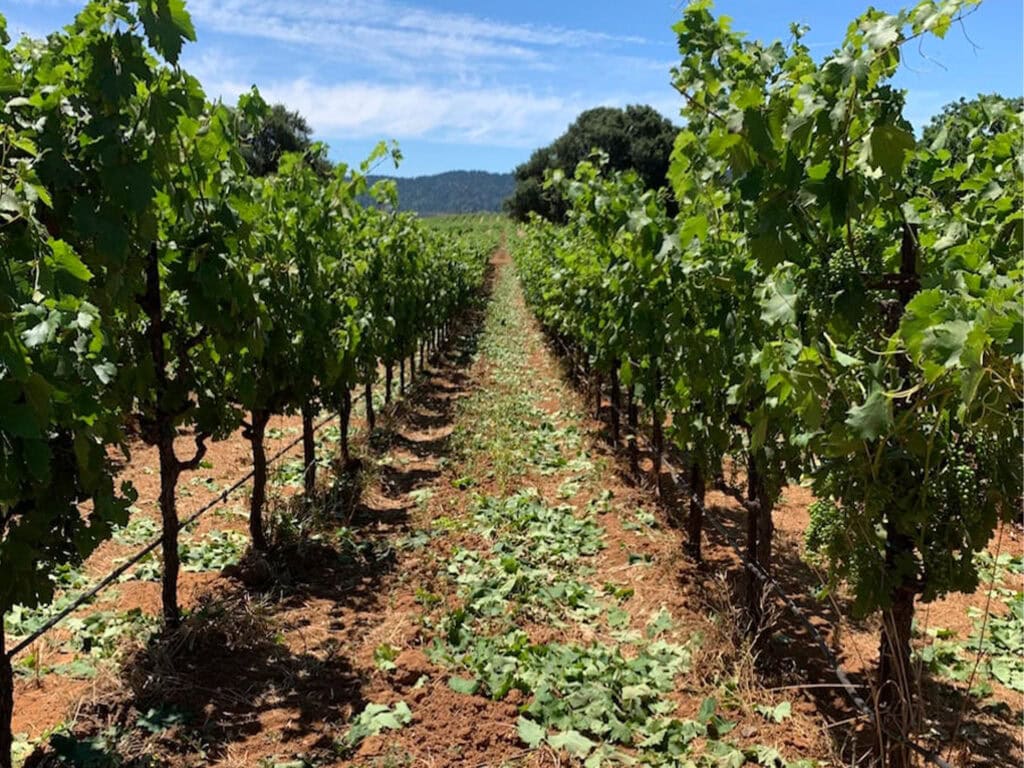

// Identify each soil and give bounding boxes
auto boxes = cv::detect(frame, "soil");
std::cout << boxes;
[10,251,1020,768]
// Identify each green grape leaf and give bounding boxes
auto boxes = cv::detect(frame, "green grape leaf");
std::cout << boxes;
[548,730,595,757]
[845,388,892,441]
[867,123,916,177]
[517,716,547,748]
[138,0,197,65]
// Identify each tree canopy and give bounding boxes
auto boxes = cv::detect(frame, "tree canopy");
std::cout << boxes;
[505,105,677,222]
[238,102,330,177]
[920,93,1023,164]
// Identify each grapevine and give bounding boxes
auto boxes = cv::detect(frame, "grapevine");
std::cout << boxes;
[0,4,492,766]
[514,2,1022,764]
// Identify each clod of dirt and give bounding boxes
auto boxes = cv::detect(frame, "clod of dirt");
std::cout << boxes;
[391,648,433,687]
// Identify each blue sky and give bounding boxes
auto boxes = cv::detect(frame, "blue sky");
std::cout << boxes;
[6,0,1022,176]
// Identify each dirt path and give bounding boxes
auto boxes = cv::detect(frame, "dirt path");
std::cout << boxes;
[16,255,831,767]
[280,255,831,767]
[17,254,1015,767]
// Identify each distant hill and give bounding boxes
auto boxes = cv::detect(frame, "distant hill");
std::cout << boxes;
[368,170,514,215]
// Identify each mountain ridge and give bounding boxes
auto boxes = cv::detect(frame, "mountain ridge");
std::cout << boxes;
[368,169,514,215]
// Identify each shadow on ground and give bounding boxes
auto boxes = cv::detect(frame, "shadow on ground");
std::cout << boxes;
[25,297,489,768]
[535,324,1022,768]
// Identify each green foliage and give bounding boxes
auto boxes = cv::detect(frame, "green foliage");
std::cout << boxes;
[506,106,678,222]
[920,93,1023,169]
[427,489,702,762]
[754,701,792,724]
[512,4,1021,749]
[339,702,413,753]
[0,4,497,762]
[436,491,607,623]
[917,555,1024,694]
[3,569,90,642]
[666,0,1021,617]
[517,0,1021,623]
[374,643,399,671]
[451,265,593,490]
[0,0,143,625]
[180,530,247,572]
[972,591,1024,692]
[407,258,815,767]
[64,609,158,658]
[111,516,159,547]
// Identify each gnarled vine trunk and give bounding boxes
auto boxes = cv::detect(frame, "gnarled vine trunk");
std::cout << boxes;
[627,384,639,477]
[747,451,773,573]
[877,543,918,768]
[651,362,663,497]
[339,388,352,465]
[874,225,923,768]
[745,451,773,637]
[609,360,621,445]
[247,409,271,552]
[302,402,316,499]
[157,433,182,627]
[364,381,375,432]
[143,243,183,627]
[651,413,664,498]
[0,622,14,768]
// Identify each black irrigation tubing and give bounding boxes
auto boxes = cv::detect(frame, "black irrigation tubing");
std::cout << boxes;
[6,336,456,661]
[5,390,375,660]
[548,336,953,768]
[655,456,952,768]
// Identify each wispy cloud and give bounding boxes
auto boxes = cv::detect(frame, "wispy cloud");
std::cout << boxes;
[187,0,647,76]
[205,78,587,147]
[202,74,682,150]
[8,0,677,170]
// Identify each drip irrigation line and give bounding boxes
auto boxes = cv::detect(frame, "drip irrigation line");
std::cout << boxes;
[659,454,952,768]
[6,334,455,660]
[549,335,953,768]
[5,395,367,660]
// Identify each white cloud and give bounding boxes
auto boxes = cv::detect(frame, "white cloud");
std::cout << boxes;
[205,78,585,147]
[13,0,677,154]
[186,0,646,76]
[11,0,650,75]
[202,75,682,151]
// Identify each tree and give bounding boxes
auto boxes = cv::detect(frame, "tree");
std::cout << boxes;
[0,10,140,768]
[0,3,495,763]
[239,102,330,178]
[920,93,1023,164]
[0,117,132,768]
[505,106,677,221]
[517,4,1020,766]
